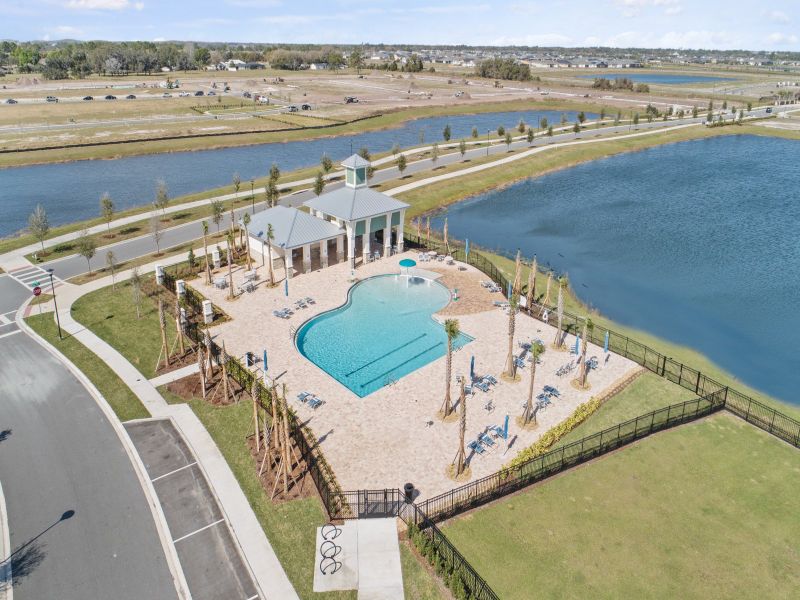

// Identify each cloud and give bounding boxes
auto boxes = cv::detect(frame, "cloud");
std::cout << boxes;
[604,29,737,49]
[225,0,282,6]
[764,10,789,24]
[45,24,83,37]
[612,0,682,18]
[492,33,572,46]
[767,32,798,45]
[65,0,134,9]
[508,1,541,14]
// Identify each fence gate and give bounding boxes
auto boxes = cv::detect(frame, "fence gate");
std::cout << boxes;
[358,489,400,518]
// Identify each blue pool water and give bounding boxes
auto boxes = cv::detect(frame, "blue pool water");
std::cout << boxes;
[0,109,595,238]
[433,135,800,405]
[577,73,736,85]
[296,275,471,397]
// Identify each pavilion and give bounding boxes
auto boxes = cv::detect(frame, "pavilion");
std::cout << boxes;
[245,155,409,278]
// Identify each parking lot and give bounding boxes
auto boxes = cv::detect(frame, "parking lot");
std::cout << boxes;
[124,419,261,600]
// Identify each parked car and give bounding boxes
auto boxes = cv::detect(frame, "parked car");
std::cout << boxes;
[104,94,116,100]
[344,96,358,103]
[125,94,136,100]
[178,91,190,97]
[207,91,216,96]
[301,103,311,110]
[4,98,17,104]
[162,92,172,98]
[82,95,94,101]
[766,107,773,114]
[46,95,58,103]
[194,90,204,96]
[242,91,252,98]
[287,105,299,112]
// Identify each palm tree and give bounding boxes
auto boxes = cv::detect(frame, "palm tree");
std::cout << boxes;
[453,379,467,476]
[553,277,567,348]
[440,318,460,418]
[578,318,594,387]
[242,213,252,271]
[201,221,212,285]
[526,255,537,314]
[523,341,545,425]
[266,223,275,285]
[503,250,522,379]
[226,231,234,299]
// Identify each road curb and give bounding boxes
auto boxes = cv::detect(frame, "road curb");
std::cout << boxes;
[15,301,192,600]
[0,481,11,600]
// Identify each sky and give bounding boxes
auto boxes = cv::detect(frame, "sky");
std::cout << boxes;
[1,0,799,51]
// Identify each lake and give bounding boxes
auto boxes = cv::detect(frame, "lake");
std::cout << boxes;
[0,109,594,238]
[577,73,736,85]
[432,135,800,404]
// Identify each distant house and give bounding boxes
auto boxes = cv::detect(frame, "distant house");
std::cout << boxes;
[309,63,329,70]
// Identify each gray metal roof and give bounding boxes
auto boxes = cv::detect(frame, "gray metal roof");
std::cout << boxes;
[246,206,344,250]
[341,154,371,169]
[304,186,409,222]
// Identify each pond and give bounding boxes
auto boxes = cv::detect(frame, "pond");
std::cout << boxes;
[432,135,800,404]
[0,108,594,238]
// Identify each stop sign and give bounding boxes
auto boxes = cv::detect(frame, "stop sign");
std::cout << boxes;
[33,286,42,297]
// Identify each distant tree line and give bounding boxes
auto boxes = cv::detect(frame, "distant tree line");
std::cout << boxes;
[592,77,650,93]
[372,54,425,73]
[476,58,532,81]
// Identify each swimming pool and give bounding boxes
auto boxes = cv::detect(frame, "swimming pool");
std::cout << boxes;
[296,275,472,397]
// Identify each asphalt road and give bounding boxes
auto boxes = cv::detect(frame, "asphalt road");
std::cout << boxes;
[40,109,770,281]
[0,277,177,600]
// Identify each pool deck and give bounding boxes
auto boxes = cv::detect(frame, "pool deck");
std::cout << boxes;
[195,252,640,500]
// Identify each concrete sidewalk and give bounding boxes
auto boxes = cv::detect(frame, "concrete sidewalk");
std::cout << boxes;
[35,263,299,600]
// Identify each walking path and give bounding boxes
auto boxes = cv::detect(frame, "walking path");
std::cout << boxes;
[29,259,298,600]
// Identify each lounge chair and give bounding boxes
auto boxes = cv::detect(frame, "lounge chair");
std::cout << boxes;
[485,375,498,386]
[464,384,474,395]
[474,381,490,393]
[468,440,486,455]
[491,425,505,438]
[514,357,526,369]
[307,396,324,409]
[544,385,560,397]
[297,391,312,402]
[479,432,495,447]
[305,297,316,305]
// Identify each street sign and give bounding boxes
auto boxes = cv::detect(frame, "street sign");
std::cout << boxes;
[33,286,42,297]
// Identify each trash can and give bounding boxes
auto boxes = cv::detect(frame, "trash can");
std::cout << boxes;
[403,482,414,502]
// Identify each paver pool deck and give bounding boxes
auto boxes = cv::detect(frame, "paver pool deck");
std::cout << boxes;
[196,252,639,500]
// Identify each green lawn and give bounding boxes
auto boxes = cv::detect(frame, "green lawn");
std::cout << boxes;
[158,387,445,600]
[72,278,169,379]
[25,312,149,421]
[443,413,800,600]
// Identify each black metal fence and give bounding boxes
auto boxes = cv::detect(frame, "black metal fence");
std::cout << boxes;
[417,389,728,522]
[403,232,800,450]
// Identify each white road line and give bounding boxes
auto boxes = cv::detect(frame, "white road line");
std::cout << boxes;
[172,519,225,544]
[0,480,12,600]
[0,330,20,340]
[0,316,11,326]
[245,595,259,600]
[150,462,197,483]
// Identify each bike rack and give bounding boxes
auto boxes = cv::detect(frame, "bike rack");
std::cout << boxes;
[319,523,343,575]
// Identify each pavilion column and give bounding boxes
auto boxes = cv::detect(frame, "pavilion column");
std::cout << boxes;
[284,251,293,280]
[383,212,392,258]
[362,217,372,261]
[320,239,329,268]
[337,234,345,262]
[346,224,356,269]
[397,211,405,253]
[302,244,311,274]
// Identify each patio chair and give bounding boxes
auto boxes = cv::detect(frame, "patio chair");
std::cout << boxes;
[305,297,316,304]
[479,432,496,447]
[491,425,505,438]
[307,396,324,409]
[464,384,474,395]
[468,440,485,455]
[485,375,498,386]
[514,357,526,369]
[295,299,307,309]
[297,391,312,402]
[474,381,490,393]
[544,385,560,397]
[484,400,494,413]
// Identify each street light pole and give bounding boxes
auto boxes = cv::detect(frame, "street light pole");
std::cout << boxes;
[486,130,490,156]
[250,180,255,215]
[46,268,62,340]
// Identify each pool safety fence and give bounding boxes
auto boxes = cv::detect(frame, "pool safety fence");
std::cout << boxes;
[403,232,800,450]
[418,389,727,523]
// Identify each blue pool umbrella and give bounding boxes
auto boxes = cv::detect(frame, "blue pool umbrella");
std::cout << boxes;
[469,356,475,382]
[284,277,288,297]
[574,334,580,355]
[604,331,610,353]
[465,238,470,260]
[503,415,509,439]
[263,349,268,373]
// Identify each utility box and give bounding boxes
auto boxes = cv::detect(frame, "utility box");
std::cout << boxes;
[155,264,164,285]
[176,279,186,297]
[202,300,214,325]
[212,249,221,269]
